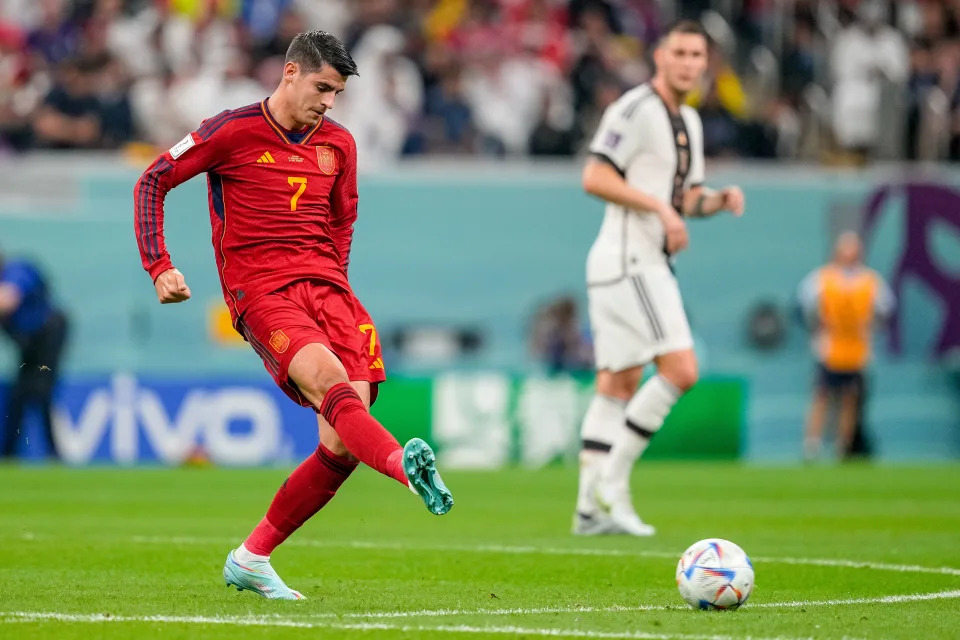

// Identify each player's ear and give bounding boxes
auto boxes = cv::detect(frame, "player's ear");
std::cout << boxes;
[283,61,299,83]
[652,44,664,69]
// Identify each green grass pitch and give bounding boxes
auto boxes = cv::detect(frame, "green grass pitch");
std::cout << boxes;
[1,462,958,639]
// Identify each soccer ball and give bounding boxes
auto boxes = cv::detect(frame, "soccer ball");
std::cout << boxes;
[676,538,754,610]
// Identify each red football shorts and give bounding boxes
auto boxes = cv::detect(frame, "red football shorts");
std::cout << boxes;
[237,279,386,408]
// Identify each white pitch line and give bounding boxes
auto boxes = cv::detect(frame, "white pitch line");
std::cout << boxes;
[286,589,960,620]
[0,611,863,640]
[5,589,954,632]
[750,589,960,609]
[323,604,678,620]
[748,555,960,578]
[127,534,960,578]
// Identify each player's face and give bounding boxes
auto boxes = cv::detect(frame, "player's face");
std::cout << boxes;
[656,32,708,95]
[288,62,347,126]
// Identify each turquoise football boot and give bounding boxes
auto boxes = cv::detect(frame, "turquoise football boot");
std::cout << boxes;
[223,550,305,600]
[403,438,454,515]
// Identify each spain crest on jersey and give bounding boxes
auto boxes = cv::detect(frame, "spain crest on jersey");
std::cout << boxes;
[269,329,290,354]
[316,146,337,175]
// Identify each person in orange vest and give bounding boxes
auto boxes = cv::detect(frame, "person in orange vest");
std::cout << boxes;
[798,232,895,461]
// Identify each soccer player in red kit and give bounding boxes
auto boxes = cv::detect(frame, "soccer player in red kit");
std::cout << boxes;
[133,31,453,600]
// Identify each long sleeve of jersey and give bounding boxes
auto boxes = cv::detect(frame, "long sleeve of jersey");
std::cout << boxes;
[134,122,228,281]
[329,134,359,276]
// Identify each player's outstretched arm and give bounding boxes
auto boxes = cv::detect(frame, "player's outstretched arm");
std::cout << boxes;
[683,186,745,218]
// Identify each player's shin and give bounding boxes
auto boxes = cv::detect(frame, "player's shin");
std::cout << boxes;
[601,375,680,500]
[241,443,357,557]
[319,382,408,486]
[577,394,625,516]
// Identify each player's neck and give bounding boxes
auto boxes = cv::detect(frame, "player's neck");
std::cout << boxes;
[651,77,683,114]
[266,93,310,132]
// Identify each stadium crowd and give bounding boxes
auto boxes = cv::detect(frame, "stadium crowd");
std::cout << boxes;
[0,0,956,164]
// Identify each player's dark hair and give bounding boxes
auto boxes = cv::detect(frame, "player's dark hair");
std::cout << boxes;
[285,31,358,77]
[659,20,709,45]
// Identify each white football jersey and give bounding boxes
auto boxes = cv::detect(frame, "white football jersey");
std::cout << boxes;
[586,83,705,284]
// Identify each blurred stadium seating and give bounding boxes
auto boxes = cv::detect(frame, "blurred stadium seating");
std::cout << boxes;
[0,0,957,466]
[1,0,959,163]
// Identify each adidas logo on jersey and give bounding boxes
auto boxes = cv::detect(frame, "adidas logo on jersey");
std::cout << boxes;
[369,357,384,370]
[256,152,276,164]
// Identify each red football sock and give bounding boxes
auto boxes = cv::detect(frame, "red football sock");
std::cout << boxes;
[243,443,357,556]
[319,382,407,486]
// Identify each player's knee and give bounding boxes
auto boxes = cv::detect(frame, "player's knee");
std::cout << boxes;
[661,363,698,393]
[288,343,351,400]
[596,368,643,401]
[615,377,641,400]
[299,366,350,401]
[597,379,632,402]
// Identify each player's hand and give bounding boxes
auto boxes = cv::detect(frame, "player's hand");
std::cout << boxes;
[719,186,745,217]
[154,268,191,304]
[660,208,689,254]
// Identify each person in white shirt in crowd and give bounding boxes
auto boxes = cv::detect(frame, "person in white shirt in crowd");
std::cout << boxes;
[334,25,423,167]
[830,0,909,156]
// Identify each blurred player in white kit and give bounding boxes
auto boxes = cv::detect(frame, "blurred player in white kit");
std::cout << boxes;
[574,20,746,536]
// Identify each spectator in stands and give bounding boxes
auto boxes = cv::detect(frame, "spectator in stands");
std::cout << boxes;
[336,25,423,167]
[0,0,945,161]
[26,0,80,69]
[160,0,237,77]
[830,0,909,160]
[250,5,307,67]
[905,37,939,159]
[342,0,401,51]
[574,71,621,154]
[408,59,478,155]
[502,0,570,74]
[130,66,186,148]
[529,90,577,156]
[933,38,960,160]
[32,57,102,149]
[529,296,592,375]
[0,21,39,151]
[797,232,894,462]
[780,16,817,104]
[698,83,744,157]
[462,40,547,156]
[733,0,774,47]
[569,2,620,127]
[240,0,293,47]
[688,42,756,157]
[96,55,135,148]
[98,2,166,81]
[0,249,68,461]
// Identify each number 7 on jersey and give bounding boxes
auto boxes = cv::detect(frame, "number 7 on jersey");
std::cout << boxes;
[288,177,307,211]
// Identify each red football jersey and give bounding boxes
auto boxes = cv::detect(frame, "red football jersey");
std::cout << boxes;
[134,100,358,324]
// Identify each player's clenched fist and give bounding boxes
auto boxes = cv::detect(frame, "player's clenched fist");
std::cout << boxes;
[154,268,191,304]
[719,186,745,217]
